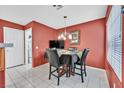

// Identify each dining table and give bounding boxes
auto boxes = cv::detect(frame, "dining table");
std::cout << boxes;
[57,49,82,76]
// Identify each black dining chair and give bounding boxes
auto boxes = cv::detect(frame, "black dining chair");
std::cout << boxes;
[74,48,90,83]
[46,49,66,85]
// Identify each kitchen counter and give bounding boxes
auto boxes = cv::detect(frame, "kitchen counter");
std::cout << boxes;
[0,43,13,48]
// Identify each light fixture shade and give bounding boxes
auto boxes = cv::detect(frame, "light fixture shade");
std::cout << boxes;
[58,35,61,40]
[61,34,64,38]
[63,36,66,40]
[68,34,72,40]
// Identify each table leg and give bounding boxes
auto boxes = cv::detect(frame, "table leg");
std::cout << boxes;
[69,66,71,77]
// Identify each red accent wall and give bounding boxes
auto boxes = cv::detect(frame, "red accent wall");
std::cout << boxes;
[0,19,24,42]
[24,21,34,30]
[0,19,24,88]
[0,71,5,88]
[57,18,106,69]
[105,6,123,88]
[24,21,57,67]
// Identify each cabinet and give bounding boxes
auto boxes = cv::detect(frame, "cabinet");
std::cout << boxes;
[0,48,5,88]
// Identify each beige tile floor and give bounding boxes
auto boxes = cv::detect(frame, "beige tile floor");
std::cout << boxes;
[5,63,110,88]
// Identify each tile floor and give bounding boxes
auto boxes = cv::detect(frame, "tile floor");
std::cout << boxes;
[5,63,110,88]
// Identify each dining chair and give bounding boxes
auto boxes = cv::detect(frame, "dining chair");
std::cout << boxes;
[74,48,90,83]
[46,49,66,85]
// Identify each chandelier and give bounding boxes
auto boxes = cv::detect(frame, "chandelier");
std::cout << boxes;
[58,16,72,40]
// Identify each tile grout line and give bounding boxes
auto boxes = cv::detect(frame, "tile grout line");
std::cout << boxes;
[99,76,101,88]
[86,77,90,88]
[6,69,17,88]
[14,67,35,88]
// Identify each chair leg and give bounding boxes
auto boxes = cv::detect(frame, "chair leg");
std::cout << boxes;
[84,64,87,77]
[69,65,71,77]
[66,71,68,77]
[49,65,51,80]
[66,65,68,77]
[74,64,76,73]
[81,65,84,83]
[57,73,60,86]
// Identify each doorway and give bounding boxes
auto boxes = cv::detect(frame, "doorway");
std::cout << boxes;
[25,28,32,69]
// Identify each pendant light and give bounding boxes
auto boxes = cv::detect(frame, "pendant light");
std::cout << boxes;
[58,16,72,40]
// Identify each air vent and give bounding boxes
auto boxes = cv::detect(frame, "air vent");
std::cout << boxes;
[53,5,63,10]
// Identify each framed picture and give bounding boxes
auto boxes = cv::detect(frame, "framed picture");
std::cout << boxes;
[70,30,80,45]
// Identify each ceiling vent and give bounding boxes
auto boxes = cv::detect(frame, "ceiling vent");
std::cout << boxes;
[53,5,63,10]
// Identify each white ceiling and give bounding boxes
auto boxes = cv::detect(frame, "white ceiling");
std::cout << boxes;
[0,5,107,29]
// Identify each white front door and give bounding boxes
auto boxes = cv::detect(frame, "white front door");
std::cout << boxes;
[4,27,24,68]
